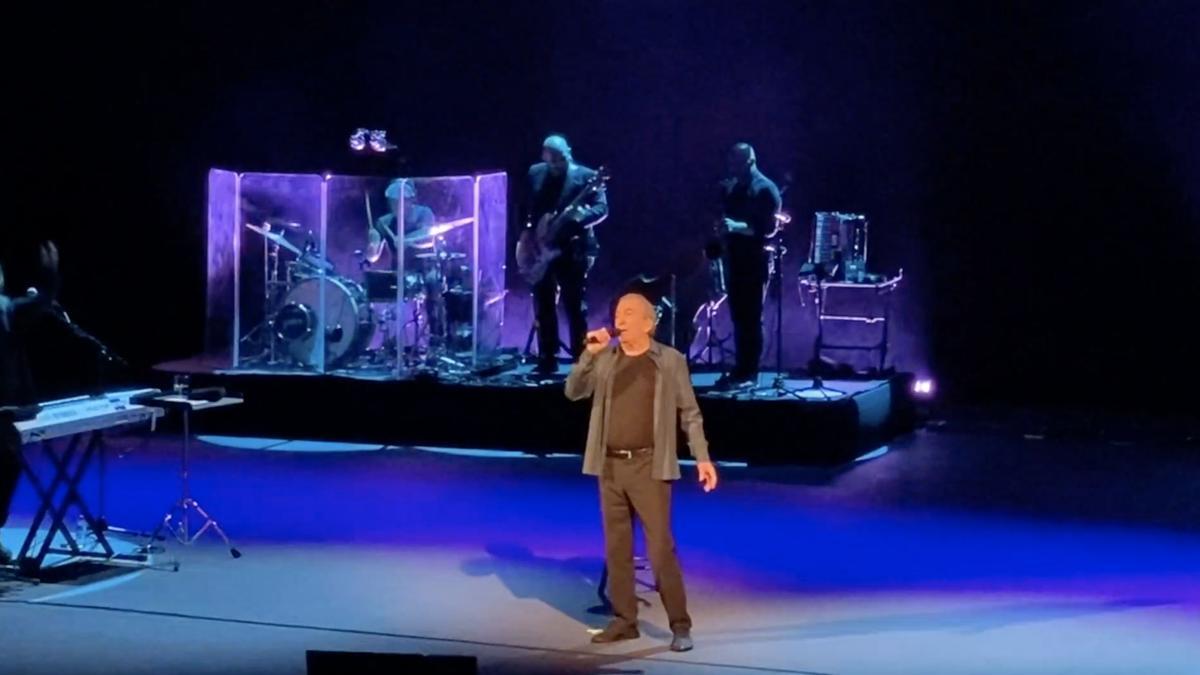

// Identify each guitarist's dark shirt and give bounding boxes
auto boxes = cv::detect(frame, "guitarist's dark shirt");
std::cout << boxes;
[525,162,608,251]
[532,171,566,226]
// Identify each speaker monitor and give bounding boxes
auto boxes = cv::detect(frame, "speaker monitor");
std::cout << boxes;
[306,650,478,674]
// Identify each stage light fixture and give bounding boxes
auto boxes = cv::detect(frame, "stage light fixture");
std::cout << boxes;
[368,129,394,153]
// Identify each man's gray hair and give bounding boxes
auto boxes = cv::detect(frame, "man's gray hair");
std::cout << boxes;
[619,292,659,327]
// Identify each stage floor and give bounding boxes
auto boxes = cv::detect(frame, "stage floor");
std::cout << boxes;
[155,356,917,464]
[158,355,888,400]
[3,431,1198,674]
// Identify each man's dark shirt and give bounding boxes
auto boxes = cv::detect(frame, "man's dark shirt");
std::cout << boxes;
[525,162,608,249]
[532,171,566,225]
[1,251,64,407]
[1,293,44,407]
[721,167,782,249]
[605,351,656,451]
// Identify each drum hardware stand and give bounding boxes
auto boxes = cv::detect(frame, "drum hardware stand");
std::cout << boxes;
[408,294,429,356]
[239,235,289,366]
[422,239,470,374]
[690,254,734,366]
[748,241,807,400]
[374,305,399,365]
[690,296,733,367]
[146,398,241,560]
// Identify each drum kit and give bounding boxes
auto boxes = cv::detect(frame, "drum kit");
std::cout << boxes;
[240,217,474,373]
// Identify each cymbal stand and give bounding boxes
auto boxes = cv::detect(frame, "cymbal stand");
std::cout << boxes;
[239,236,288,366]
[423,237,469,375]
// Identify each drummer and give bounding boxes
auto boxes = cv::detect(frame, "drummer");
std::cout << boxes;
[367,179,436,265]
[366,179,448,340]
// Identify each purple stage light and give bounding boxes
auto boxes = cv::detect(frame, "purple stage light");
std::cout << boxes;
[913,378,935,396]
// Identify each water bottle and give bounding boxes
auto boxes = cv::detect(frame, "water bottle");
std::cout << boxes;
[75,514,89,546]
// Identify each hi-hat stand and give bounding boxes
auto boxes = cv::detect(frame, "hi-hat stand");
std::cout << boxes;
[416,239,471,379]
[239,226,292,366]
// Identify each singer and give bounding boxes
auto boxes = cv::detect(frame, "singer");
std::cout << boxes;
[565,292,717,651]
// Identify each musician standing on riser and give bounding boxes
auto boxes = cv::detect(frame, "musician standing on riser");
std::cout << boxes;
[715,143,782,390]
[522,134,608,376]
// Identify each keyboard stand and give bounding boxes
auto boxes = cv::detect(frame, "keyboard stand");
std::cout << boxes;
[16,431,153,578]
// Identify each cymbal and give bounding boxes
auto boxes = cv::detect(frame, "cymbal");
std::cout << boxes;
[244,223,302,256]
[415,251,467,260]
[403,217,475,243]
[264,218,303,230]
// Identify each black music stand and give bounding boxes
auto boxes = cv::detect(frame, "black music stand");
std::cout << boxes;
[146,395,244,559]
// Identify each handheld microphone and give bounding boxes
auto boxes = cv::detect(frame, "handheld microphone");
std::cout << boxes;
[584,327,623,345]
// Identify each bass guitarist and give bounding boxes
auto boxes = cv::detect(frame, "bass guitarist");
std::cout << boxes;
[522,134,608,376]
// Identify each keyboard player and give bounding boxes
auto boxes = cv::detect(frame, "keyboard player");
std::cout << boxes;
[0,240,58,565]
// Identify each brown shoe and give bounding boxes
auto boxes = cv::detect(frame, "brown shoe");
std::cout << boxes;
[590,621,640,643]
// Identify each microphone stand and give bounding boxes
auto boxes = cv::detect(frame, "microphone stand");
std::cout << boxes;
[747,241,805,400]
[795,261,846,400]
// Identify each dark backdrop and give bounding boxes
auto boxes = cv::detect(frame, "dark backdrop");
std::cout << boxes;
[4,0,1197,413]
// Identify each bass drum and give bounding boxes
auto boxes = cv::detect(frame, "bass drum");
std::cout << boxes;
[274,277,374,368]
